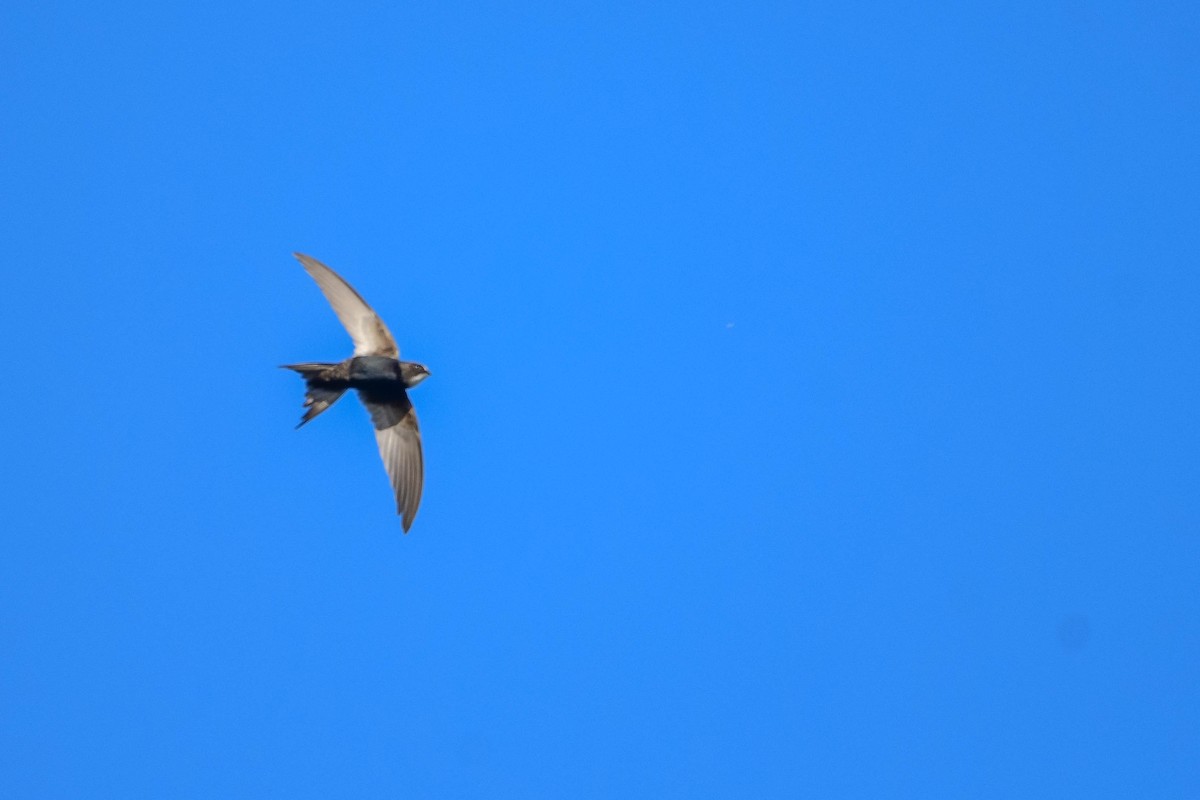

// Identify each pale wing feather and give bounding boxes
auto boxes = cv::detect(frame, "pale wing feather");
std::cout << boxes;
[360,392,423,533]
[374,411,423,533]
[294,253,398,357]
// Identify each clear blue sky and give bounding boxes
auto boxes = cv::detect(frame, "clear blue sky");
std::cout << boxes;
[2,1,1197,797]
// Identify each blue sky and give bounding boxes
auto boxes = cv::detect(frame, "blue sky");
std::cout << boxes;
[2,1,1198,797]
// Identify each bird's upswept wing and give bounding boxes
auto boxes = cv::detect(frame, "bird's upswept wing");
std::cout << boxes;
[294,253,399,358]
[358,387,423,533]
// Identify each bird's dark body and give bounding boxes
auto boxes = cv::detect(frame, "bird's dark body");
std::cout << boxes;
[288,356,425,388]
[283,356,427,428]
[350,355,402,384]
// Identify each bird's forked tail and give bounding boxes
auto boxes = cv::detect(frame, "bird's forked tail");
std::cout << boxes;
[282,362,348,427]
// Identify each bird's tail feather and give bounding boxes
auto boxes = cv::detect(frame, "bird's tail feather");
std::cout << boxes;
[281,362,348,427]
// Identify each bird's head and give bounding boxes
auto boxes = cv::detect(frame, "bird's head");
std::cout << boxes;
[400,361,431,388]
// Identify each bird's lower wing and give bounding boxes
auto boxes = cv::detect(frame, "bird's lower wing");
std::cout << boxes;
[359,389,423,533]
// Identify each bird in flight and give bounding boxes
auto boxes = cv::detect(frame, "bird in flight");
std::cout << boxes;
[282,253,430,532]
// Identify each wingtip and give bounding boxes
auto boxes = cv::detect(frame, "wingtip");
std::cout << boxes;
[293,252,318,269]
